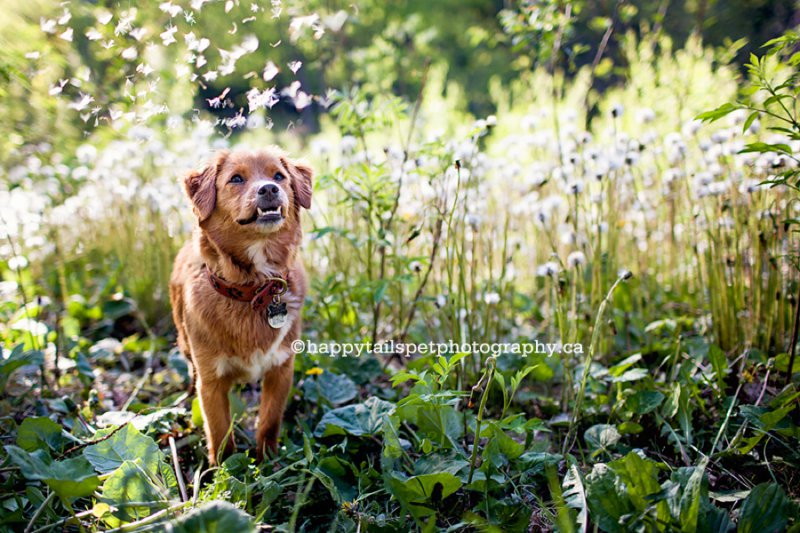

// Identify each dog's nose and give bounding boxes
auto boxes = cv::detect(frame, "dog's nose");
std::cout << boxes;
[258,183,279,197]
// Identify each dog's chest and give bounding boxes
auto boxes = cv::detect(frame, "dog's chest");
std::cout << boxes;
[207,290,300,382]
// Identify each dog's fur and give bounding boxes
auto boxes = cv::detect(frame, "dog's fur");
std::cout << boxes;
[169,148,312,464]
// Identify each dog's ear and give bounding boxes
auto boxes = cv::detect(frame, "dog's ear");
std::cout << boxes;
[282,157,313,210]
[184,151,226,222]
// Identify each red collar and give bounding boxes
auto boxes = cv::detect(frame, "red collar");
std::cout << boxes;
[204,265,288,312]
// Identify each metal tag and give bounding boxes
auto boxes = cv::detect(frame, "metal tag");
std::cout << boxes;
[267,300,288,329]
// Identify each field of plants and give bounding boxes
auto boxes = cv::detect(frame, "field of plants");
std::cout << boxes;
[1,1,799,531]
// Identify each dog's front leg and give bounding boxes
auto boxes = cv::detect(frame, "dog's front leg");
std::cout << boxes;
[256,353,294,463]
[196,372,235,465]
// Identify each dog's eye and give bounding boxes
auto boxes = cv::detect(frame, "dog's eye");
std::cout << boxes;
[229,174,244,184]
[274,172,285,182]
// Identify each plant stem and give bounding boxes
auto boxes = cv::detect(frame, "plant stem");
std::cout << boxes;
[468,356,496,484]
[563,272,631,455]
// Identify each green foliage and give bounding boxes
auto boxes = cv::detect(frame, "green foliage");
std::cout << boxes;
[1,1,799,532]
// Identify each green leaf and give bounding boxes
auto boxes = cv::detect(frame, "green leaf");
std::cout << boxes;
[708,345,727,390]
[387,471,462,521]
[609,452,669,524]
[168,501,256,533]
[0,345,44,394]
[738,142,792,155]
[585,463,635,532]
[626,390,665,414]
[563,464,588,533]
[314,397,395,437]
[696,103,739,123]
[675,464,706,532]
[584,424,620,456]
[100,459,168,527]
[4,445,101,501]
[742,111,759,134]
[302,371,358,406]
[83,424,163,476]
[17,417,69,453]
[737,483,795,533]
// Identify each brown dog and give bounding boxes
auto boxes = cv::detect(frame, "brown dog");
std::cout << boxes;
[169,148,312,464]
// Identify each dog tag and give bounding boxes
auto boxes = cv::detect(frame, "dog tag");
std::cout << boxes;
[267,300,288,329]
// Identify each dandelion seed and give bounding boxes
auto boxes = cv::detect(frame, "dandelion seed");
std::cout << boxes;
[435,294,447,308]
[293,91,312,111]
[246,87,279,111]
[263,61,279,81]
[49,79,68,96]
[159,2,181,17]
[161,25,177,45]
[637,108,655,123]
[40,18,56,33]
[241,35,259,52]
[410,261,422,273]
[465,214,481,230]
[536,261,560,277]
[567,251,586,269]
[610,103,624,118]
[682,119,702,136]
[484,292,500,305]
[97,11,113,24]
[618,269,633,281]
[326,10,348,31]
[69,93,94,111]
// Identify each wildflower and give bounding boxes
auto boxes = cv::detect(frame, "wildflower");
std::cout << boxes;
[305,367,324,376]
[536,261,560,277]
[465,214,481,231]
[484,292,500,305]
[637,108,655,123]
[485,115,497,127]
[682,119,702,136]
[263,60,279,81]
[567,251,586,269]
[341,136,357,153]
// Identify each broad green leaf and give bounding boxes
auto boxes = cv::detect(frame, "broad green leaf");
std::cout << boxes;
[312,456,357,503]
[584,424,620,456]
[0,345,44,394]
[100,459,168,527]
[609,452,669,524]
[388,471,461,520]
[4,445,101,501]
[17,417,69,453]
[83,424,162,476]
[674,464,706,532]
[302,371,358,406]
[169,501,255,533]
[585,463,635,532]
[626,390,665,414]
[737,483,795,533]
[314,397,395,437]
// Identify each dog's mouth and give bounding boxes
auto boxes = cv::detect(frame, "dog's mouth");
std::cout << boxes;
[238,205,285,225]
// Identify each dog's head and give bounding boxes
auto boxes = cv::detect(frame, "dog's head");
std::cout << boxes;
[183,149,313,240]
